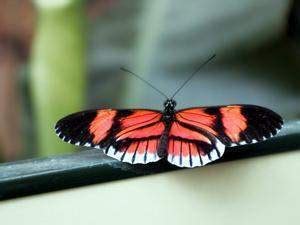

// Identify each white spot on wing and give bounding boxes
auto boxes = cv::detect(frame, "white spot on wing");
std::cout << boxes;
[84,143,91,147]
[200,154,210,166]
[105,146,115,158]
[92,145,162,164]
[133,151,147,164]
[191,155,201,167]
[144,153,161,164]
[181,155,191,168]
[171,155,180,166]
[209,149,219,161]
[114,151,123,161]
[98,145,122,161]
[145,152,155,162]
[122,152,134,163]
[216,139,225,156]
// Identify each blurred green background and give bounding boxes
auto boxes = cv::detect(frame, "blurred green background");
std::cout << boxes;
[0,0,299,162]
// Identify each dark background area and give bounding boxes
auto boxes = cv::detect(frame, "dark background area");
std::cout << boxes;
[0,0,299,162]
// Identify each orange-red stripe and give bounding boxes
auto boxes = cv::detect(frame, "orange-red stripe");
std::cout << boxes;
[89,110,116,144]
[220,106,247,142]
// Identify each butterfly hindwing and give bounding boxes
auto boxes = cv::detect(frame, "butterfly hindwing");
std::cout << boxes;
[176,105,283,147]
[55,109,164,164]
[167,121,225,167]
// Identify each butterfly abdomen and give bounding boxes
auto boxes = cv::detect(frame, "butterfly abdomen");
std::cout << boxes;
[157,131,169,158]
[158,113,174,158]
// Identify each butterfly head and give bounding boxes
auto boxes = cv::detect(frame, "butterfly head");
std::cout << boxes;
[163,99,177,112]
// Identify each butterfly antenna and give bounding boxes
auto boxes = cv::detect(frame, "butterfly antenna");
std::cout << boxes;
[120,67,169,99]
[170,54,216,99]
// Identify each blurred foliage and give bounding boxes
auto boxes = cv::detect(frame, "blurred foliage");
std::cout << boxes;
[31,0,86,156]
[0,0,34,161]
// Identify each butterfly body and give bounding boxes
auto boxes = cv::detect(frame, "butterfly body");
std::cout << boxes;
[55,100,283,168]
[158,99,177,157]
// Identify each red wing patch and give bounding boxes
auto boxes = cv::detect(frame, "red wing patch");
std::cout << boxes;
[219,106,247,143]
[167,121,225,167]
[169,122,211,143]
[176,105,283,147]
[116,110,164,140]
[55,109,164,164]
[176,108,217,135]
[89,110,117,143]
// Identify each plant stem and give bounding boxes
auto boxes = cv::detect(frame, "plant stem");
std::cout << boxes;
[31,1,86,156]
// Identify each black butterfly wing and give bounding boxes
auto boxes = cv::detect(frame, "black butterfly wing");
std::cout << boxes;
[175,105,283,146]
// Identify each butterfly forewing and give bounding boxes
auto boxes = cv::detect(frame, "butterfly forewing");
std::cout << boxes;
[176,105,283,147]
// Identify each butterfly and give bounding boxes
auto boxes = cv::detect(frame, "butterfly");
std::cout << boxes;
[55,55,283,168]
